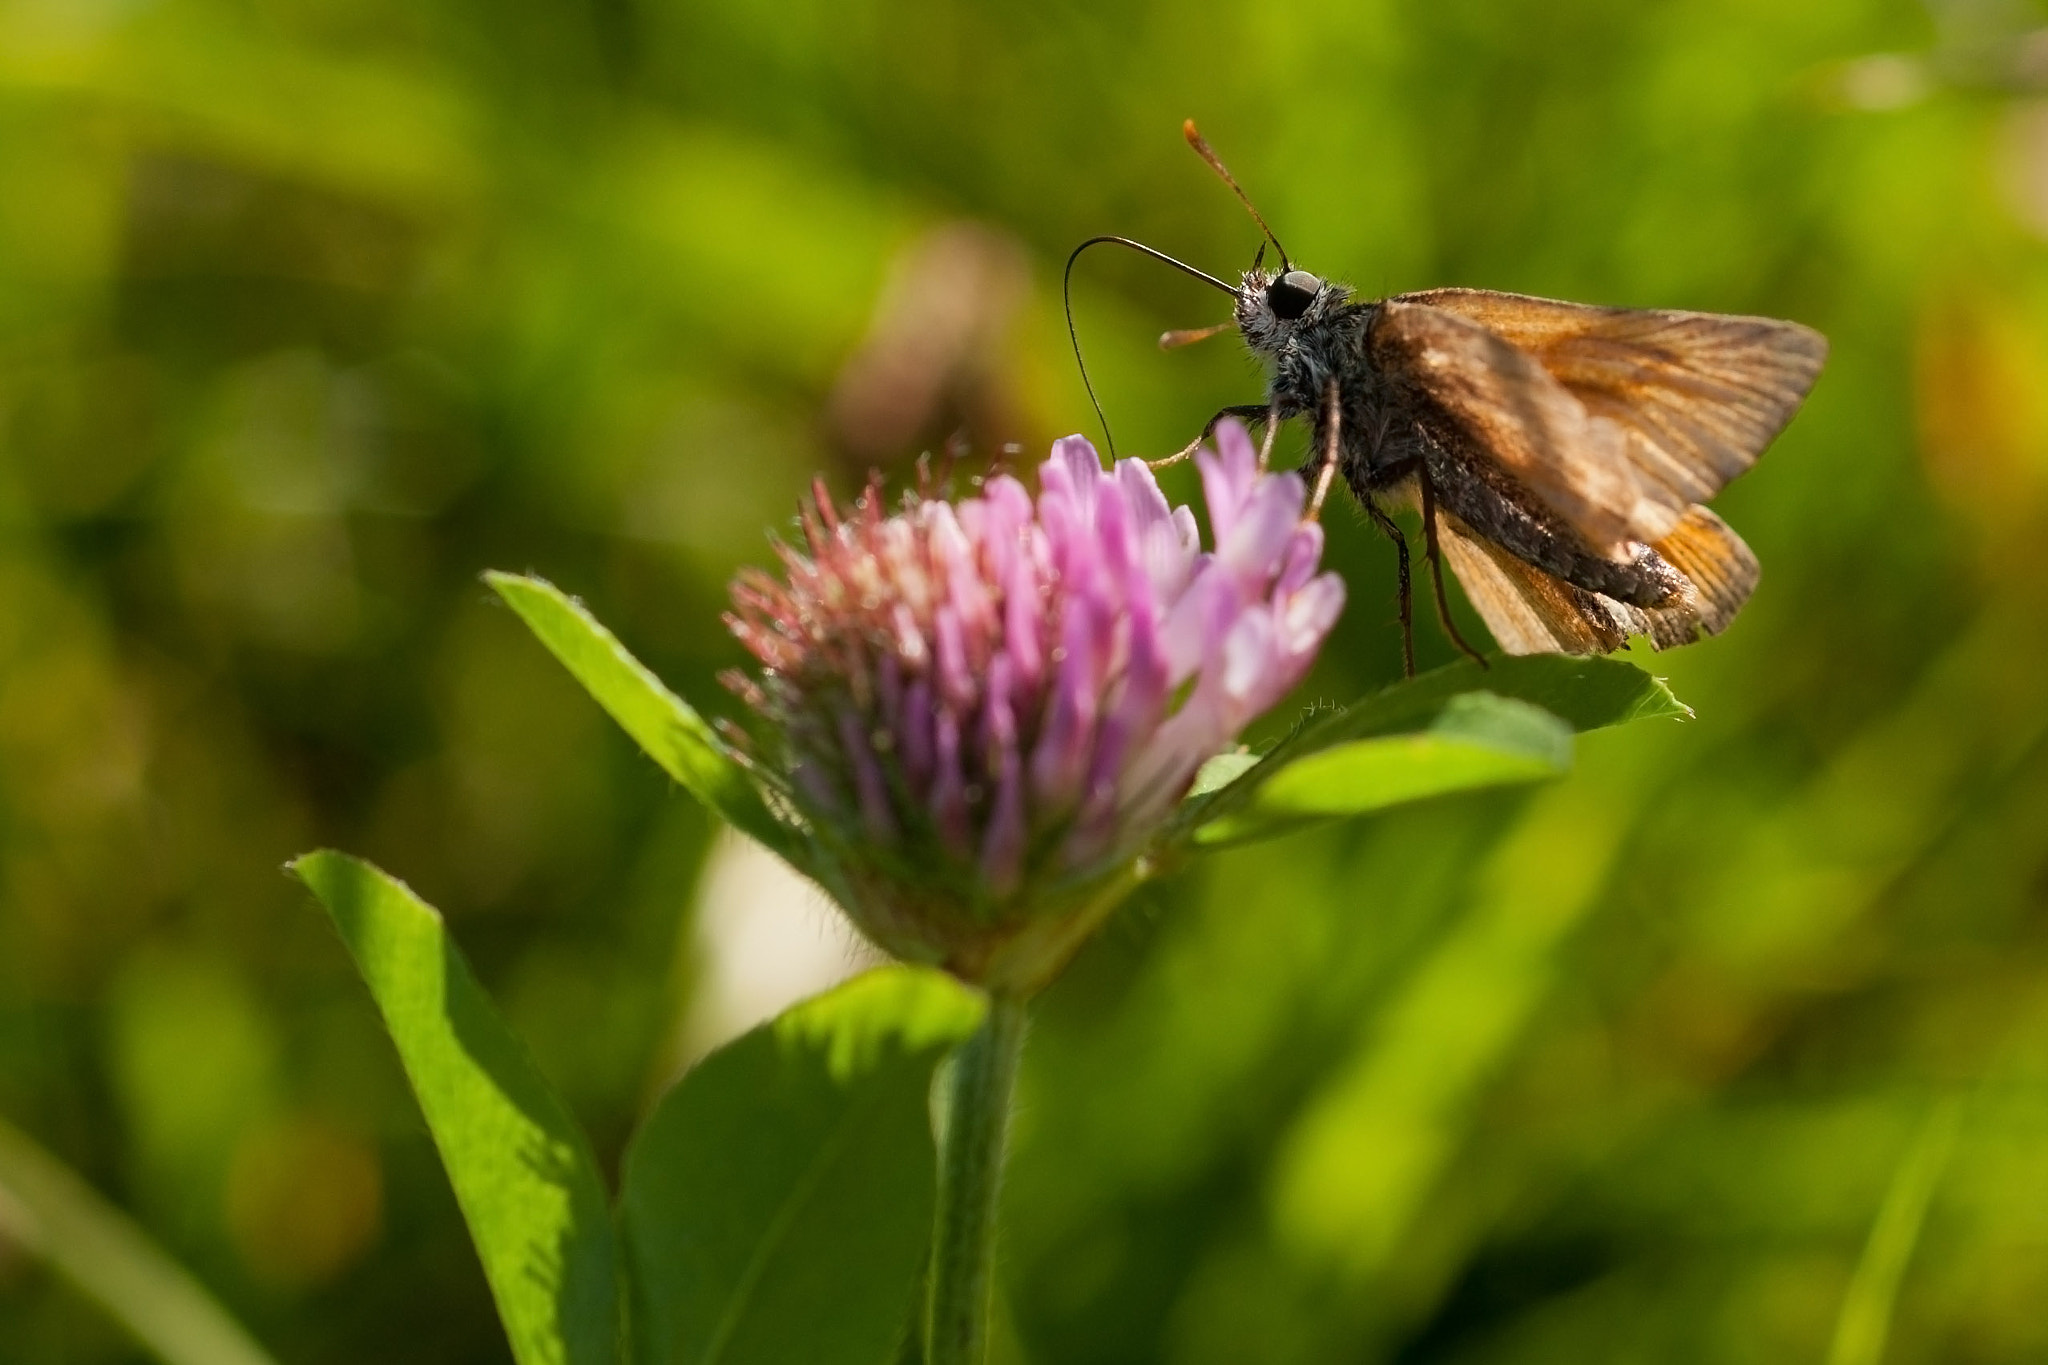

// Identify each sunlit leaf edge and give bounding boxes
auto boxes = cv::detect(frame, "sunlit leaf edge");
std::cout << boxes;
[484,571,812,873]
[1174,653,1686,845]
[618,966,985,1365]
[290,850,621,1365]
[1190,695,1573,846]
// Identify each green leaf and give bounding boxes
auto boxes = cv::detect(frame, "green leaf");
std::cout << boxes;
[0,1117,280,1365]
[1194,693,1574,846]
[290,852,619,1365]
[1317,653,1693,738]
[620,967,988,1365]
[1187,751,1260,800]
[485,571,805,869]
[1179,654,1687,845]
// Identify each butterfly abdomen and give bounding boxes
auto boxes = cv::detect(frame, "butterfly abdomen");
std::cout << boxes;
[1418,424,1688,609]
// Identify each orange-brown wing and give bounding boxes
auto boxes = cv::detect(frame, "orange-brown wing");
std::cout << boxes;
[1433,511,1628,655]
[1647,504,1759,638]
[1436,505,1760,656]
[1402,287,1826,514]
[1370,300,1665,554]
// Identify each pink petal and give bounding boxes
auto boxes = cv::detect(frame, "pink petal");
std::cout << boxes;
[1113,457,1174,534]
[1218,605,1279,710]
[838,709,898,845]
[1197,419,1260,543]
[1050,436,1105,520]
[900,678,936,792]
[1159,564,1245,686]
[983,473,1034,525]
[978,657,1026,893]
[1279,574,1347,654]
[1217,473,1308,588]
[935,605,974,711]
[1002,548,1045,701]
[929,707,970,855]
[1030,588,1107,812]
[1277,521,1326,595]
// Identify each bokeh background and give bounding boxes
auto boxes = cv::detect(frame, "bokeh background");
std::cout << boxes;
[6,0,2048,1360]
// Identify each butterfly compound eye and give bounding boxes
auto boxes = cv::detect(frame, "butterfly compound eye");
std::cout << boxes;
[1266,270,1322,320]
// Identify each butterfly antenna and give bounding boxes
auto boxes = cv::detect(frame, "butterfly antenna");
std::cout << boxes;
[1064,234,1237,457]
[1159,322,1233,350]
[1183,119,1290,272]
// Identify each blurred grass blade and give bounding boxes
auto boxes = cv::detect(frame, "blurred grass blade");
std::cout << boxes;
[1178,653,1686,843]
[0,1117,278,1365]
[291,851,620,1365]
[620,967,986,1365]
[1827,1098,1962,1365]
[1192,693,1573,846]
[486,571,807,869]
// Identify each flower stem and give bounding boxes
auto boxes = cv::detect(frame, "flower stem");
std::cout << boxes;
[926,992,1027,1365]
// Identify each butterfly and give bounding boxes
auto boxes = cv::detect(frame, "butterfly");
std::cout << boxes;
[1066,122,1827,675]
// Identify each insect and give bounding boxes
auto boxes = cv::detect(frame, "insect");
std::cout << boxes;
[1065,121,1828,676]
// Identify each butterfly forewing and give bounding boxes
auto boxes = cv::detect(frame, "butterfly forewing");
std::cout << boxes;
[1401,288,1827,518]
[1370,300,1666,551]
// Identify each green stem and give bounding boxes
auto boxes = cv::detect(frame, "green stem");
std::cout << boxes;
[926,992,1027,1365]
[0,1118,279,1365]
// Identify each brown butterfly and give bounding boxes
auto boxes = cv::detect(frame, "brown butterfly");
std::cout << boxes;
[1066,122,1827,675]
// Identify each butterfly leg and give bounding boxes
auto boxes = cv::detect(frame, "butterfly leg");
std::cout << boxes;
[1307,380,1342,518]
[1418,467,1490,669]
[1151,403,1273,470]
[1360,493,1416,677]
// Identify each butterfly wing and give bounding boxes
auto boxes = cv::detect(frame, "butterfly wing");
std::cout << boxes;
[1400,287,1826,521]
[1645,504,1761,638]
[1433,511,1629,654]
[1370,300,1669,552]
[1436,504,1760,656]
[1366,288,1812,652]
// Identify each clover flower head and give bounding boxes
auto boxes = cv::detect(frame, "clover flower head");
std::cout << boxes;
[726,421,1343,990]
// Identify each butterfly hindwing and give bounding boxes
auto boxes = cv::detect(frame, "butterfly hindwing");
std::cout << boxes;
[1432,510,1628,655]
[1433,504,1761,656]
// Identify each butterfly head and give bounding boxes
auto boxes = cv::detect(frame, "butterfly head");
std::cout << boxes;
[1236,265,1345,355]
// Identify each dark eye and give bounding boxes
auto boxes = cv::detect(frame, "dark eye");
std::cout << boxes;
[1266,270,1322,320]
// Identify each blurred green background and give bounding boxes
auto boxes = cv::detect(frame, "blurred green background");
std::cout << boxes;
[5,0,2048,1360]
